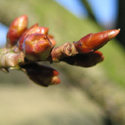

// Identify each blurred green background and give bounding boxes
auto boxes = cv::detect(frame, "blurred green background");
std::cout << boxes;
[0,0,125,125]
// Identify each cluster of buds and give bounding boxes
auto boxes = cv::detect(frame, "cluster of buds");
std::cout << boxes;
[0,15,120,87]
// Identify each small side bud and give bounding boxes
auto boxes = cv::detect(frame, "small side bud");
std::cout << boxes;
[74,29,120,53]
[6,15,28,47]
[22,33,53,61]
[22,63,61,87]
[61,51,104,67]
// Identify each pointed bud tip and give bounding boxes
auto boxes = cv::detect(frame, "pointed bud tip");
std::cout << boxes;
[118,28,121,31]
[52,76,61,85]
[53,70,60,76]
[108,29,120,40]
[18,15,28,21]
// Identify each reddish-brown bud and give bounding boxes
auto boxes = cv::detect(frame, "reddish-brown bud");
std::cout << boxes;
[22,63,61,87]
[22,33,53,61]
[74,29,120,53]
[18,23,49,50]
[61,51,104,67]
[6,15,28,47]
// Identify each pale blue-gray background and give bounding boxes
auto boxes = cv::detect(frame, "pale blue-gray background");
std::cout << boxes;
[0,0,118,47]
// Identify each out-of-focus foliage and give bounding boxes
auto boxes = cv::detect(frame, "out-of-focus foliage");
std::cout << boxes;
[80,0,97,22]
[0,0,125,125]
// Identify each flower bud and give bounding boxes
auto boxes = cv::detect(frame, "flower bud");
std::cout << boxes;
[18,23,49,50]
[22,33,53,61]
[6,15,28,47]
[74,29,120,53]
[22,63,61,87]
